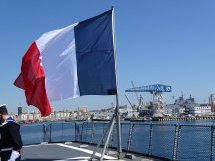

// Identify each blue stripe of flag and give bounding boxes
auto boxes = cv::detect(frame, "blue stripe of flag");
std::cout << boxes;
[74,9,117,95]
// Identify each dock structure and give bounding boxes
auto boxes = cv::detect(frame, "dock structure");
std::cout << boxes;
[157,116,215,121]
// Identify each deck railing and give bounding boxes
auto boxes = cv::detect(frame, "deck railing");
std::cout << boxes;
[21,122,215,161]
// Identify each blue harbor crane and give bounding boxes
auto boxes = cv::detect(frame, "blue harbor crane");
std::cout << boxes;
[125,84,172,117]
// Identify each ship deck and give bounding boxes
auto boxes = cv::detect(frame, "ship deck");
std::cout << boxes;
[21,142,162,161]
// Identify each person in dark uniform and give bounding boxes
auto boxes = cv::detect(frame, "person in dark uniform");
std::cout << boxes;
[0,104,23,161]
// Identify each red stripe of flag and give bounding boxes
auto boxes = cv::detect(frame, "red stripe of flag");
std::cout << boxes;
[14,42,51,116]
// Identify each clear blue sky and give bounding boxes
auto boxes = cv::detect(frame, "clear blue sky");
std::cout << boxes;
[1,0,215,113]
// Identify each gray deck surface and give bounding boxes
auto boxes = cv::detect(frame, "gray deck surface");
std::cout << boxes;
[21,142,162,161]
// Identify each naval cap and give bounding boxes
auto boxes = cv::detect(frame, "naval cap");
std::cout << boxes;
[0,104,8,115]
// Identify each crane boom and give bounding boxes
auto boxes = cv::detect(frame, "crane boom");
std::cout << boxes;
[125,84,172,93]
[124,94,133,108]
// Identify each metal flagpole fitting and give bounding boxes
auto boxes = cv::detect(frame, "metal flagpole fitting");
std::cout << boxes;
[100,115,116,161]
[115,93,122,159]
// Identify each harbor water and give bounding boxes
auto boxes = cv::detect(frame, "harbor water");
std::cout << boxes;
[20,120,215,161]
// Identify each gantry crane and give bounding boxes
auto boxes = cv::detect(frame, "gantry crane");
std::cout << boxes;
[125,84,172,117]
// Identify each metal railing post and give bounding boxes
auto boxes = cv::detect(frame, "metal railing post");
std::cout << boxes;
[101,122,106,145]
[61,122,64,142]
[127,124,135,151]
[91,122,95,143]
[74,123,77,141]
[148,124,153,155]
[85,122,88,142]
[80,122,84,142]
[75,122,79,141]
[211,126,215,161]
[43,124,46,142]
[173,124,181,161]
[49,123,52,143]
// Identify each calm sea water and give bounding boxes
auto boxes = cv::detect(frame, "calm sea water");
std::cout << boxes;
[20,120,215,161]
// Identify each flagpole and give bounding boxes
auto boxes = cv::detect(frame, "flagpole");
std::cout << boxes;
[112,6,122,158]
[90,8,122,161]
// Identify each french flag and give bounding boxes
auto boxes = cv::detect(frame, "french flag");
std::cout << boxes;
[14,9,117,116]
